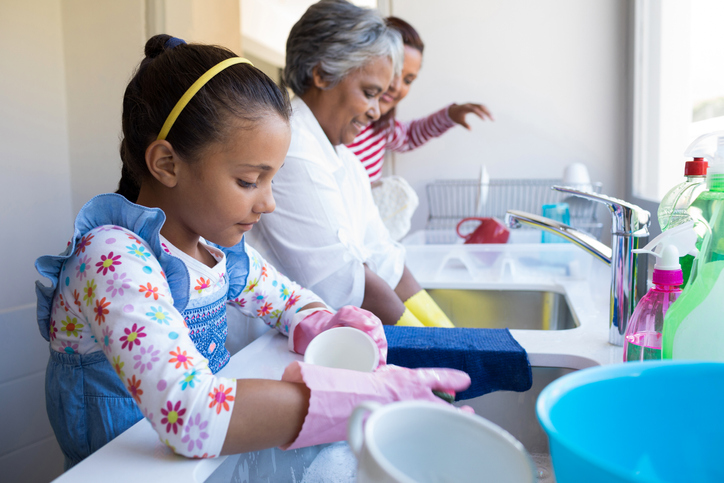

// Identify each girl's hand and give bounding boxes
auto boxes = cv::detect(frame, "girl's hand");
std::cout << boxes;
[291,306,388,364]
[448,103,494,130]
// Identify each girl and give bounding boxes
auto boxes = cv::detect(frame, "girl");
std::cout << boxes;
[346,17,494,240]
[35,35,470,469]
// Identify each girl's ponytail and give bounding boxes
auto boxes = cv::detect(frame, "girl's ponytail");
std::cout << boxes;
[116,144,140,202]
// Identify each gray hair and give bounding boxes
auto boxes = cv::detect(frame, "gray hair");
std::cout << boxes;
[284,0,403,96]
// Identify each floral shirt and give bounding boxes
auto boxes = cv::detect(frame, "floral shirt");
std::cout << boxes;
[47,223,325,458]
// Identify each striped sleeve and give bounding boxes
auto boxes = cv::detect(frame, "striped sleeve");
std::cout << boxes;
[386,105,456,153]
[347,122,393,182]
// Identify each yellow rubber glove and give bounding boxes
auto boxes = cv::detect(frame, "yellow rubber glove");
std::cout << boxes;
[404,290,455,328]
[395,307,425,326]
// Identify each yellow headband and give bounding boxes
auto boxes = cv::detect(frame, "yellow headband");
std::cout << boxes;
[156,57,253,141]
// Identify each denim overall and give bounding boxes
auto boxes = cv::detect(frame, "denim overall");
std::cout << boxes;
[35,194,249,469]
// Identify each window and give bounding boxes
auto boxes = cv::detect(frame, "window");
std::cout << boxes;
[240,0,379,71]
[632,0,724,203]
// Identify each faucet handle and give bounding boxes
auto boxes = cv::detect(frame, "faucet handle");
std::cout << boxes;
[553,185,650,236]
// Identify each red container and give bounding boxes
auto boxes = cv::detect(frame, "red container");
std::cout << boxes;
[456,217,510,244]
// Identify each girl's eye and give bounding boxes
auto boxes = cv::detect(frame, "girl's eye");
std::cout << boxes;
[365,91,376,99]
[238,179,257,189]
[404,78,414,86]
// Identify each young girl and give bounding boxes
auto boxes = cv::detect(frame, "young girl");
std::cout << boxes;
[346,17,494,240]
[35,35,470,470]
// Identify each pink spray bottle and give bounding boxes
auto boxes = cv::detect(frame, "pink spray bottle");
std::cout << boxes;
[623,222,697,361]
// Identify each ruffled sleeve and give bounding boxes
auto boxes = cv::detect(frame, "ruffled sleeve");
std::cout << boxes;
[227,243,329,335]
[35,194,190,341]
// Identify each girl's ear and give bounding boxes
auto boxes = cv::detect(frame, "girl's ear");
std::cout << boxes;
[145,140,180,188]
[311,65,332,90]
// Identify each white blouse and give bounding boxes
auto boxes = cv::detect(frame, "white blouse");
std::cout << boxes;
[246,97,406,309]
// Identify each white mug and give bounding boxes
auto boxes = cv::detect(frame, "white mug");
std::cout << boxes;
[304,327,379,372]
[347,400,537,483]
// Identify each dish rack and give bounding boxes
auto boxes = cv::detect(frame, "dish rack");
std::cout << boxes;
[423,178,604,244]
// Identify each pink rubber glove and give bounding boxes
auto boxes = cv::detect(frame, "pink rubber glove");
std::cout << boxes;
[290,306,388,365]
[280,362,471,450]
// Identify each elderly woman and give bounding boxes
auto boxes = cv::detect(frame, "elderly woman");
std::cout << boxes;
[247,0,452,327]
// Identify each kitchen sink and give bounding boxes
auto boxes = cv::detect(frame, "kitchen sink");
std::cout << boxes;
[428,289,579,330]
[456,366,579,482]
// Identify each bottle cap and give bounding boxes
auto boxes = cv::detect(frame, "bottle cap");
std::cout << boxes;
[651,245,684,285]
[684,157,708,176]
[653,244,681,271]
[633,221,695,287]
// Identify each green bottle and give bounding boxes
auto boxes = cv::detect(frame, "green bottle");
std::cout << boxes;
[662,136,724,360]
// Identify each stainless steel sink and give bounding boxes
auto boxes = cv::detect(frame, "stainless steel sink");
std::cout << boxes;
[455,366,579,482]
[427,289,579,330]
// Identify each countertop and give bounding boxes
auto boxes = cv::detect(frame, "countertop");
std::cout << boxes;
[53,242,624,482]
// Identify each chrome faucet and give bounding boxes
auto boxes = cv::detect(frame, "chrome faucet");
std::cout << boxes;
[504,186,651,346]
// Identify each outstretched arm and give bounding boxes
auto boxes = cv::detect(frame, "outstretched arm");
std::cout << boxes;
[447,102,494,130]
[387,103,494,153]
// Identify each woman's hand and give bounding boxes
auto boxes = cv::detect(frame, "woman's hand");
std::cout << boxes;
[447,103,494,130]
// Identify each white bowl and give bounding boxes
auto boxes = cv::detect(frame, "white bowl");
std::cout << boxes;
[304,327,379,372]
[349,400,537,483]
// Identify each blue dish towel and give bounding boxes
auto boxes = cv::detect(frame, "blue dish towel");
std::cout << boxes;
[383,326,532,401]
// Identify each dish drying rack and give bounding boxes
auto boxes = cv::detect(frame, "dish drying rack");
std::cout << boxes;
[423,178,604,244]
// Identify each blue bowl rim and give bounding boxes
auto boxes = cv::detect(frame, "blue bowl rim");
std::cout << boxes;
[535,360,724,481]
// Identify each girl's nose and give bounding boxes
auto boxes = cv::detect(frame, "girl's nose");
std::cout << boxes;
[255,185,276,215]
[387,75,401,95]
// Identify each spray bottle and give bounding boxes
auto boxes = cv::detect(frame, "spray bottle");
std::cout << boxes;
[624,222,696,361]
[662,135,724,361]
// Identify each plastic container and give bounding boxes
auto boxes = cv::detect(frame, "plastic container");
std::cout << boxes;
[662,136,724,361]
[623,244,683,362]
[657,157,708,232]
[541,203,570,243]
[536,361,724,483]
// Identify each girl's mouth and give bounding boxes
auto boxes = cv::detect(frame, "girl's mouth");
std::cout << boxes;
[381,93,395,104]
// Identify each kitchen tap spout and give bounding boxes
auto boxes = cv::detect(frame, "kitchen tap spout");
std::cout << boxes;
[504,186,650,346]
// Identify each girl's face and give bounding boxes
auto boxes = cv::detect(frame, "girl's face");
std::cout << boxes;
[167,114,291,249]
[379,46,423,116]
[312,56,393,145]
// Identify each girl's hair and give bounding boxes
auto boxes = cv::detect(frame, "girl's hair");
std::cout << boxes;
[375,16,425,128]
[386,17,424,54]
[283,0,403,97]
[117,34,291,201]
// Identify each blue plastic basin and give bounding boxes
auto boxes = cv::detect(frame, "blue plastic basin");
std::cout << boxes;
[536,361,724,483]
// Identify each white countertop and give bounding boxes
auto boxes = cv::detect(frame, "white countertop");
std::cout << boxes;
[53,242,623,482]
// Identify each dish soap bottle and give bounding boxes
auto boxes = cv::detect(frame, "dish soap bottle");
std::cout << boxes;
[658,133,716,285]
[663,136,724,361]
[658,157,708,232]
[624,225,692,361]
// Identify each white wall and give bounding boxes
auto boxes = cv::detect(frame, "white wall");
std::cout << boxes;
[62,0,147,213]
[0,1,241,481]
[0,1,72,481]
[389,0,629,238]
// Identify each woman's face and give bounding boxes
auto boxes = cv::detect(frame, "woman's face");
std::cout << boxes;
[379,46,423,116]
[311,56,393,145]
